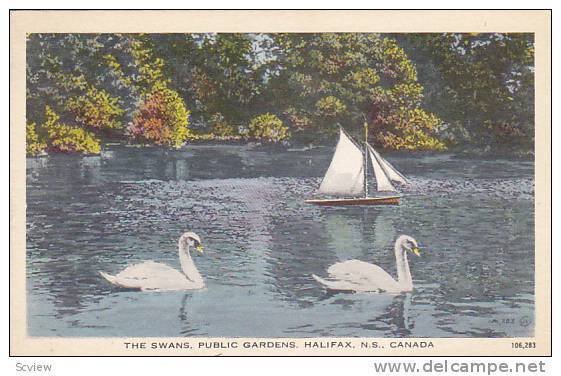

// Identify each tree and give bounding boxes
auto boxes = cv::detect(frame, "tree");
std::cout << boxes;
[25,32,533,153]
[148,33,267,129]
[266,33,445,150]
[42,106,101,154]
[128,83,192,148]
[65,86,124,133]
[247,113,289,143]
[404,33,534,148]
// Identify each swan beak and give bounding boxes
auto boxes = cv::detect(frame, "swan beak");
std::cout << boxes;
[412,247,421,257]
[196,245,204,254]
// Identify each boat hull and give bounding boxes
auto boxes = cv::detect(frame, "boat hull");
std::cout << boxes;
[305,196,400,206]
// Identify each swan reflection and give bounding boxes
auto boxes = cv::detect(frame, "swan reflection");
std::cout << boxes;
[362,293,414,337]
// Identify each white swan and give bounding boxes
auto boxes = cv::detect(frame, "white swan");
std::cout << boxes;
[312,235,421,293]
[99,232,205,291]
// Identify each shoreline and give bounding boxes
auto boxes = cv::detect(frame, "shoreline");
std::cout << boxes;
[26,140,535,161]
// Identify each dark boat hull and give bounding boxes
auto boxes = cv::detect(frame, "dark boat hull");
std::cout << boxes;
[305,196,400,206]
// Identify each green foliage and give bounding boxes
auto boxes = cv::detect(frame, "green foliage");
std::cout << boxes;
[283,107,313,132]
[315,96,347,118]
[66,86,124,131]
[374,108,446,151]
[42,106,101,154]
[147,33,264,128]
[129,35,168,93]
[129,83,192,148]
[267,33,445,150]
[25,32,533,153]
[405,33,534,147]
[26,122,47,156]
[281,107,315,144]
[347,68,380,90]
[209,113,239,138]
[368,82,445,149]
[247,113,290,143]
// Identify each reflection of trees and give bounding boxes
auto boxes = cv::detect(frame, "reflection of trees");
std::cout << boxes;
[151,148,246,181]
[162,156,190,181]
[26,156,50,184]
[30,147,245,183]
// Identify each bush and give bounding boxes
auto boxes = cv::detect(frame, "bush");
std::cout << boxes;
[209,113,238,137]
[42,106,101,154]
[128,83,191,148]
[247,113,289,143]
[374,108,446,151]
[283,107,313,132]
[26,122,47,156]
[66,86,124,131]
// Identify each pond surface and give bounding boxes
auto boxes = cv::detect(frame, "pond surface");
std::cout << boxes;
[26,145,535,337]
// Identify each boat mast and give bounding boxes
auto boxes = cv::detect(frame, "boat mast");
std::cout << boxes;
[363,119,368,198]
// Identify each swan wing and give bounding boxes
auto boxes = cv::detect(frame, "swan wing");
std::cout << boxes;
[112,261,190,291]
[327,260,400,292]
[312,274,363,292]
[116,261,178,279]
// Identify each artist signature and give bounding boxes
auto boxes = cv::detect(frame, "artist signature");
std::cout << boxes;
[490,316,532,327]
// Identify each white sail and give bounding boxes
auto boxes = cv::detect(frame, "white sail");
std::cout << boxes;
[318,129,365,197]
[367,145,396,192]
[368,144,408,185]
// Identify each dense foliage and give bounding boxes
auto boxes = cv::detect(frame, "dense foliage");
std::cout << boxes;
[128,83,192,147]
[401,33,534,149]
[266,34,445,150]
[247,113,290,143]
[208,113,240,139]
[26,33,534,155]
[42,106,101,154]
[26,122,47,156]
[65,86,124,132]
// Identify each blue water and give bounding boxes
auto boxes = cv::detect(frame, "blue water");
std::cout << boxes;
[26,145,535,337]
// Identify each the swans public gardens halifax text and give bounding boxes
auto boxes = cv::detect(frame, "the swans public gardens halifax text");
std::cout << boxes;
[123,340,435,351]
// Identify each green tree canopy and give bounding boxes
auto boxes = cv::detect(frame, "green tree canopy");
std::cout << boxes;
[265,33,445,150]
[25,32,534,155]
[404,33,534,148]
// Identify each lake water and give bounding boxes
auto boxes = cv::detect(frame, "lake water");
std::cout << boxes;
[26,145,535,338]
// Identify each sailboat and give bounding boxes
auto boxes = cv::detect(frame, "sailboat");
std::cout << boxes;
[305,124,408,206]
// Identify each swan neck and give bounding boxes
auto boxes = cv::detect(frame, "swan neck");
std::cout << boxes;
[179,240,204,286]
[394,239,413,290]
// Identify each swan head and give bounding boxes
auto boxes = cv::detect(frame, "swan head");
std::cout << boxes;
[397,235,421,257]
[179,232,204,254]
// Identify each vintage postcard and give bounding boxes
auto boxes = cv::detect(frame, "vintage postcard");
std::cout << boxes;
[10,10,551,356]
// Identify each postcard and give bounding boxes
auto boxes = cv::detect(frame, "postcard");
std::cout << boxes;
[10,10,551,356]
